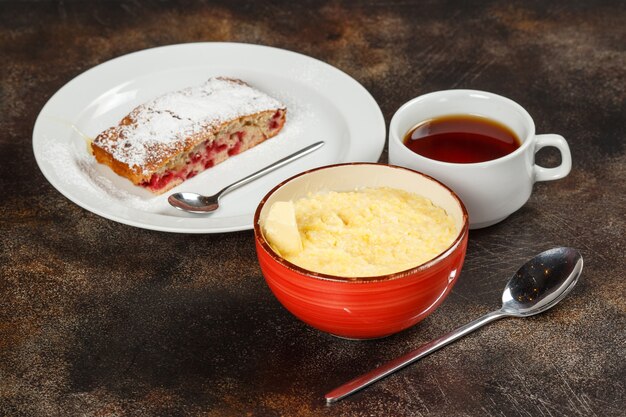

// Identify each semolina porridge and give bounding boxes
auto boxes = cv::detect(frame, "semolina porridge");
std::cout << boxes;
[262,187,457,277]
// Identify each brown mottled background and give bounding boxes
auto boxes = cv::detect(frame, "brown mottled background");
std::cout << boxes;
[1,1,625,416]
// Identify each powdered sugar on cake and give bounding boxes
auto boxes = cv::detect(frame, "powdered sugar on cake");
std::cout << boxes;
[93,77,285,174]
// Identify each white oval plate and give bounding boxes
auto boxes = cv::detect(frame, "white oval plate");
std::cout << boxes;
[32,43,385,233]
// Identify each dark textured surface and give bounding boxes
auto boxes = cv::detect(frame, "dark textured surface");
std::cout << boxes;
[1,1,625,416]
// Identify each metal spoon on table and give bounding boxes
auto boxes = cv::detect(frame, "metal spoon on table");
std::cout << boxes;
[168,141,324,213]
[325,247,583,404]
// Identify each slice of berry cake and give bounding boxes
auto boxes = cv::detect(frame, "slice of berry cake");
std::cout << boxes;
[91,77,286,194]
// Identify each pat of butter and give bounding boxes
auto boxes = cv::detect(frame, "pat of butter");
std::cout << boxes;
[263,201,303,256]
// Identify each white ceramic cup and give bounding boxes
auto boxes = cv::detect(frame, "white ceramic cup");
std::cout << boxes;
[389,90,572,229]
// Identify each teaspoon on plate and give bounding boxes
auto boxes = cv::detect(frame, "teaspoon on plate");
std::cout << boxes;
[168,141,324,213]
[325,247,583,403]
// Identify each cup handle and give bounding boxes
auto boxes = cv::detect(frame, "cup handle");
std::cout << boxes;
[533,134,572,182]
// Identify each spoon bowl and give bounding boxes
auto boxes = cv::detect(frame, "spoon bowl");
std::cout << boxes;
[325,247,583,403]
[168,192,220,213]
[502,247,583,316]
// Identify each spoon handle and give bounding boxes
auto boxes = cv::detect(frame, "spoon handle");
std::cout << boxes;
[325,309,507,403]
[216,141,325,197]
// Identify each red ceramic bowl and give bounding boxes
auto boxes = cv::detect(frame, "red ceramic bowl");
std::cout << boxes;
[253,163,469,339]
